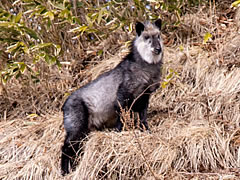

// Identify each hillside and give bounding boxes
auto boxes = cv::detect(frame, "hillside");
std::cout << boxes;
[1,1,240,179]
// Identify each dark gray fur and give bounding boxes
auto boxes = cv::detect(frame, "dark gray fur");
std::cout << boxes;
[61,19,163,175]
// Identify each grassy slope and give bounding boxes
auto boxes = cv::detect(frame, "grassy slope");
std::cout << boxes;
[1,3,240,180]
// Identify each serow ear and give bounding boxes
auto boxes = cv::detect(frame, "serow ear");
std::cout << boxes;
[154,19,162,30]
[136,22,145,36]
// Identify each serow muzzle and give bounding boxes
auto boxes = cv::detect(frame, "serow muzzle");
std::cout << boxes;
[153,47,161,55]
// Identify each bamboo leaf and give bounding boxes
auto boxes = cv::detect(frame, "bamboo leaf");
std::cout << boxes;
[128,22,133,33]
[48,1,65,10]
[18,62,26,73]
[21,26,39,40]
[15,12,22,23]
[30,43,52,52]
[85,15,93,26]
[50,56,57,64]
[54,44,61,56]
[44,11,54,21]
[44,54,50,64]
[15,71,21,79]
[161,81,169,89]
[27,113,39,118]
[79,26,88,35]
[179,45,184,51]
[6,42,26,54]
[231,0,240,7]
[97,8,104,24]
[203,32,212,44]
[69,25,88,35]
[56,59,61,68]
[166,72,173,80]
[0,21,15,27]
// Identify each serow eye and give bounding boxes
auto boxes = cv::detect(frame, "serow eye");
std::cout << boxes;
[144,36,150,40]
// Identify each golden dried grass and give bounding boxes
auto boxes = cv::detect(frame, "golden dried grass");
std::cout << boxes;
[0,114,64,179]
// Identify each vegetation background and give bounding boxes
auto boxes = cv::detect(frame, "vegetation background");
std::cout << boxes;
[0,0,240,179]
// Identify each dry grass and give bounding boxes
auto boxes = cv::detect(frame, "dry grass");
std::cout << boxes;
[0,114,64,179]
[1,2,240,180]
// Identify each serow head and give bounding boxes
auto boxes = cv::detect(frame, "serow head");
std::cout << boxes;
[135,19,163,64]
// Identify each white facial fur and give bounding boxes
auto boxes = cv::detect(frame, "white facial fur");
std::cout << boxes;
[134,27,163,64]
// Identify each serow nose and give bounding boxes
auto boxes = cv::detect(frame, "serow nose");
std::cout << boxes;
[153,47,161,55]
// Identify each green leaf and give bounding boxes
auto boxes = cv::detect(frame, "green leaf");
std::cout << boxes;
[161,81,169,89]
[203,32,212,44]
[15,12,22,23]
[97,8,104,24]
[18,62,26,73]
[43,11,54,21]
[37,5,47,15]
[98,49,103,56]
[54,44,61,56]
[30,43,52,52]
[49,1,65,10]
[232,0,240,7]
[33,54,40,64]
[27,113,39,118]
[59,9,69,19]
[64,92,70,97]
[179,45,184,51]
[69,25,88,35]
[166,72,173,80]
[6,41,27,55]
[44,54,50,64]
[6,42,20,53]
[22,46,30,54]
[15,71,22,79]
[2,76,7,84]
[22,26,39,40]
[128,22,133,33]
[0,21,15,27]
[85,15,93,26]
[72,17,81,25]
[50,56,57,64]
[47,18,52,29]
[56,59,61,68]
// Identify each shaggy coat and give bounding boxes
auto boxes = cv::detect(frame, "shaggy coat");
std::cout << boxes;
[61,19,164,175]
